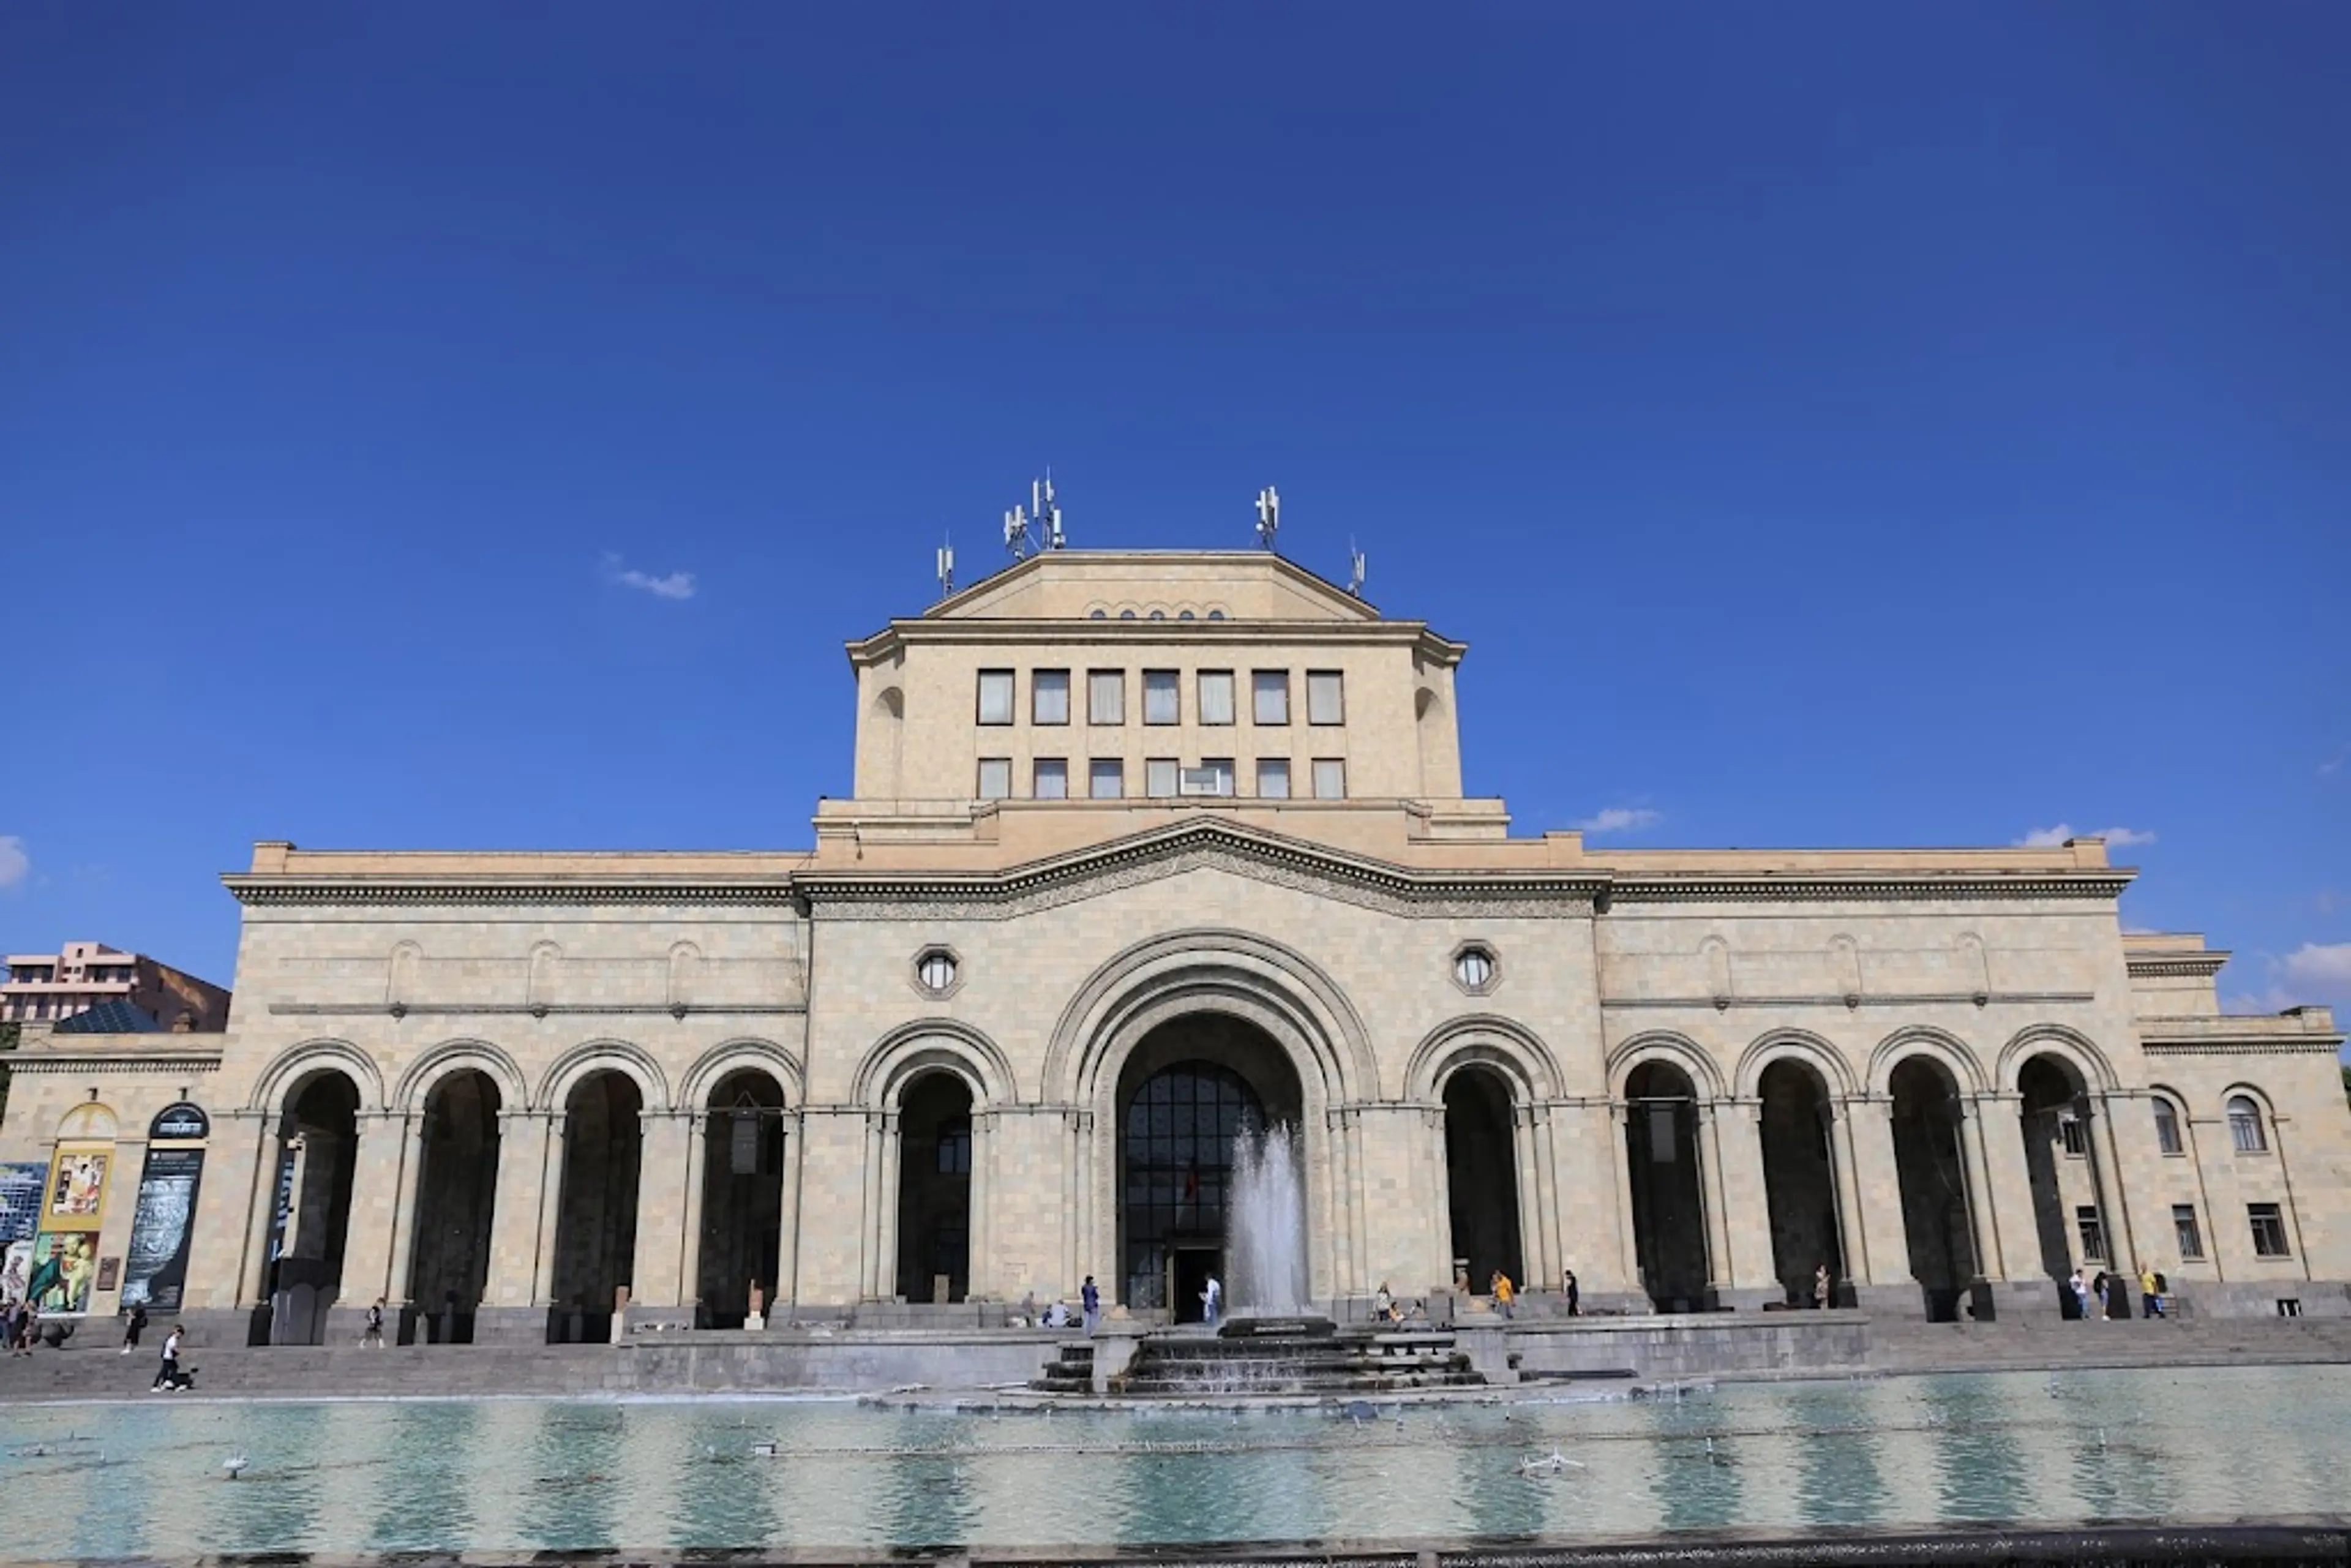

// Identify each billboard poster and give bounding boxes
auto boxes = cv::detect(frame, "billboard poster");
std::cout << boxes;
[266,1144,299,1262]
[1,1240,29,1301]
[47,1151,109,1220]
[22,1231,99,1315]
[0,1163,46,1246]
[119,1147,206,1313]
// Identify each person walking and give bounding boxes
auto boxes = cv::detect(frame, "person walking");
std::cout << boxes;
[362,1297,386,1348]
[2069,1269,2092,1321]
[121,1302,147,1355]
[1081,1275,1100,1334]
[1563,1270,1580,1317]
[1813,1264,1833,1310]
[151,1323,183,1392]
[1199,1274,1222,1328]
[1491,1270,1516,1320]
[1373,1282,1394,1322]
[2139,1267,2165,1319]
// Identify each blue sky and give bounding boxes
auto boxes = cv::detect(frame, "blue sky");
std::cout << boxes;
[2,5,2345,1019]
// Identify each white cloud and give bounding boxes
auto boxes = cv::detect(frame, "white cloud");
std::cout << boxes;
[2320,750,2345,778]
[2014,823,2154,849]
[0,836,25,890]
[1575,807,1662,836]
[601,552,696,601]
[2274,942,2351,1005]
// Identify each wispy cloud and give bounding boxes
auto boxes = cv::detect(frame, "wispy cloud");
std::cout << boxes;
[2320,748,2346,778]
[2274,942,2351,1003]
[601,552,696,601]
[2015,823,2156,849]
[0,836,26,890]
[1576,806,1662,836]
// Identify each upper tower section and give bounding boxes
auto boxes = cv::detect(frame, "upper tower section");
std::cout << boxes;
[843,552,1469,806]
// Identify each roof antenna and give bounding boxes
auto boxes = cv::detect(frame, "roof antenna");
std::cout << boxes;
[1255,486,1280,552]
[1005,473,1066,561]
[936,535,955,600]
[1347,537,1367,598]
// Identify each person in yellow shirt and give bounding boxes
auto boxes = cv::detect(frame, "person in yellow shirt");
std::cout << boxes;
[1491,1270,1515,1319]
[2139,1267,2165,1318]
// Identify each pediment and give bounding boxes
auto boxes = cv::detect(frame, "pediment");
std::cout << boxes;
[795,817,1601,920]
[924,552,1379,625]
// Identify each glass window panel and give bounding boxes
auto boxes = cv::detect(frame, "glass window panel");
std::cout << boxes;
[978,670,1014,725]
[977,758,1011,799]
[1312,759,1346,800]
[1256,758,1290,798]
[1032,669,1070,725]
[1144,670,1179,725]
[1089,670,1125,725]
[1199,671,1235,726]
[1033,758,1068,799]
[1146,759,1179,798]
[1090,759,1124,799]
[1253,670,1290,724]
[1307,671,1344,725]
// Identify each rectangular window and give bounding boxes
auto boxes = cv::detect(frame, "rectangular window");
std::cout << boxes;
[978,670,1015,726]
[977,758,1011,800]
[1256,758,1291,798]
[1146,758,1179,798]
[1199,670,1235,726]
[2173,1204,2204,1261]
[2249,1203,2292,1258]
[1033,758,1068,799]
[2154,1099,2184,1156]
[1307,670,1344,726]
[2076,1204,2105,1264]
[2059,1115,2087,1157]
[1089,669,1125,725]
[1253,669,1290,725]
[1032,669,1070,725]
[1311,758,1347,800]
[936,1124,972,1176]
[1090,759,1124,799]
[1182,759,1235,797]
[1143,669,1180,725]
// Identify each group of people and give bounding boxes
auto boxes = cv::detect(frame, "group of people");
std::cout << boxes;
[2069,1266,2169,1320]
[1,1295,49,1355]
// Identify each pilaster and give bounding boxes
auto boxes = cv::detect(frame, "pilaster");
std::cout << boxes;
[1711,1098,1777,1292]
[342,1111,416,1309]
[1843,1093,1911,1287]
[629,1108,694,1310]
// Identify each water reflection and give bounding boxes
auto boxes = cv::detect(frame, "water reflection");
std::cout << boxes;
[0,1367,2344,1559]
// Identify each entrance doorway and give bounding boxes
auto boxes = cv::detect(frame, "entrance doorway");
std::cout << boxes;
[894,1072,973,1304]
[696,1069,787,1328]
[1442,1067,1523,1293]
[547,1070,642,1344]
[258,1070,362,1345]
[1115,1012,1305,1318]
[2017,1052,2109,1317]
[1623,1061,1711,1311]
[1889,1056,1977,1321]
[1757,1060,1843,1305]
[406,1068,502,1344]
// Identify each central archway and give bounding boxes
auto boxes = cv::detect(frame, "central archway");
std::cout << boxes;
[1116,1012,1304,1321]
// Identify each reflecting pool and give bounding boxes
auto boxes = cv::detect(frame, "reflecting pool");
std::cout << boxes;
[1,1365,2346,1559]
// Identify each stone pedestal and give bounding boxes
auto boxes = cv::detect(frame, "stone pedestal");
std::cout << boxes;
[1089,1326,1143,1394]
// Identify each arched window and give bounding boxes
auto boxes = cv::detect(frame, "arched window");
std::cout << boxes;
[2152,1097,2183,1156]
[2227,1095,2268,1154]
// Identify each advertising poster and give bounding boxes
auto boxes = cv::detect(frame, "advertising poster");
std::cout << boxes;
[0,1163,46,1246]
[48,1152,108,1219]
[22,1231,98,1314]
[120,1147,206,1312]
[1,1240,29,1301]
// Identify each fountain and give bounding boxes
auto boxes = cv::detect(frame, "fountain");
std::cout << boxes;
[1034,1123,1483,1398]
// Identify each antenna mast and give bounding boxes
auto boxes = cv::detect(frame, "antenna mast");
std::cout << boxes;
[1254,486,1280,552]
[1347,538,1367,598]
[1006,473,1067,561]
[936,535,956,599]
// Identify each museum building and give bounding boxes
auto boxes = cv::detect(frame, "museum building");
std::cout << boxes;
[4,550,2347,1344]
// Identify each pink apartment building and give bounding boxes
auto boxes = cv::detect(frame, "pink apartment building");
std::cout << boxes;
[1,940,230,1032]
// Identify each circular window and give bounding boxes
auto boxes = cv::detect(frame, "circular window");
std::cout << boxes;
[1149,609,1166,620]
[1089,609,1107,620]
[1119,609,1137,620]
[916,950,959,994]
[1179,609,1196,621]
[1208,609,1226,620]
[1452,945,1498,994]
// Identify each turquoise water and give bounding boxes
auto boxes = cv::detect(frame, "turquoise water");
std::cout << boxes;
[0,1366,2345,1559]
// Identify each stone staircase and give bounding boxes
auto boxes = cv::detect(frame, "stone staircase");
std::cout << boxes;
[1034,1326,1485,1398]
[1864,1313,2351,1375]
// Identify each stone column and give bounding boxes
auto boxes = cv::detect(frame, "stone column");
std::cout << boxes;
[967,1109,994,1300]
[482,1110,549,1308]
[1826,1106,1871,1288]
[773,1111,804,1314]
[1843,1093,1913,1289]
[342,1111,417,1315]
[1529,1101,1564,1291]
[1607,1103,1643,1299]
[677,1112,709,1318]
[1711,1098,1779,1297]
[1955,1097,2006,1281]
[382,1112,429,1310]
[870,1111,901,1300]
[234,1115,282,1308]
[1513,1104,1551,1289]
[527,1111,568,1307]
[2085,1095,2140,1282]
[629,1108,694,1315]
[1696,1102,1737,1298]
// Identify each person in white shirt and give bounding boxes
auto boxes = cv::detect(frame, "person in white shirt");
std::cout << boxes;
[152,1325,184,1391]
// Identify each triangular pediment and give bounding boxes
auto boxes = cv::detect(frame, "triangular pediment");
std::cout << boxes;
[924,551,1380,625]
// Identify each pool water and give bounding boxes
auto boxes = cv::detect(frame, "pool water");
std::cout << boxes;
[1,1366,2345,1559]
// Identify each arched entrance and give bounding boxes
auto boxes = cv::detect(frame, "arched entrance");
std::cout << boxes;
[1442,1067,1523,1295]
[697,1068,787,1327]
[1116,1012,1304,1321]
[548,1070,642,1344]
[407,1068,501,1344]
[1622,1061,1711,1311]
[1889,1056,1977,1321]
[894,1072,973,1304]
[1757,1060,1843,1305]
[260,1070,361,1345]
[2017,1052,2104,1316]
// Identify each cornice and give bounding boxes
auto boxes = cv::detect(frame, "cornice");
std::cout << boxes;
[1604,991,2095,1011]
[1604,872,2133,905]
[845,618,1464,668]
[266,1002,805,1018]
[2141,1037,2344,1057]
[2126,955,2230,979]
[225,877,801,909]
[8,1050,223,1075]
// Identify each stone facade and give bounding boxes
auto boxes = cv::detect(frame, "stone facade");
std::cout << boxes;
[4,551,2346,1341]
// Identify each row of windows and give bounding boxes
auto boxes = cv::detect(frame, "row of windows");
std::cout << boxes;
[2150,1093,2271,1157]
[2077,1201,2292,1263]
[978,669,1344,728]
[978,756,1348,801]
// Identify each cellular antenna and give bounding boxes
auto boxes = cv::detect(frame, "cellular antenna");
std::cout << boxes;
[1006,472,1067,561]
[1255,486,1280,552]
[936,536,956,600]
[1347,538,1367,598]
[1003,502,1030,561]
